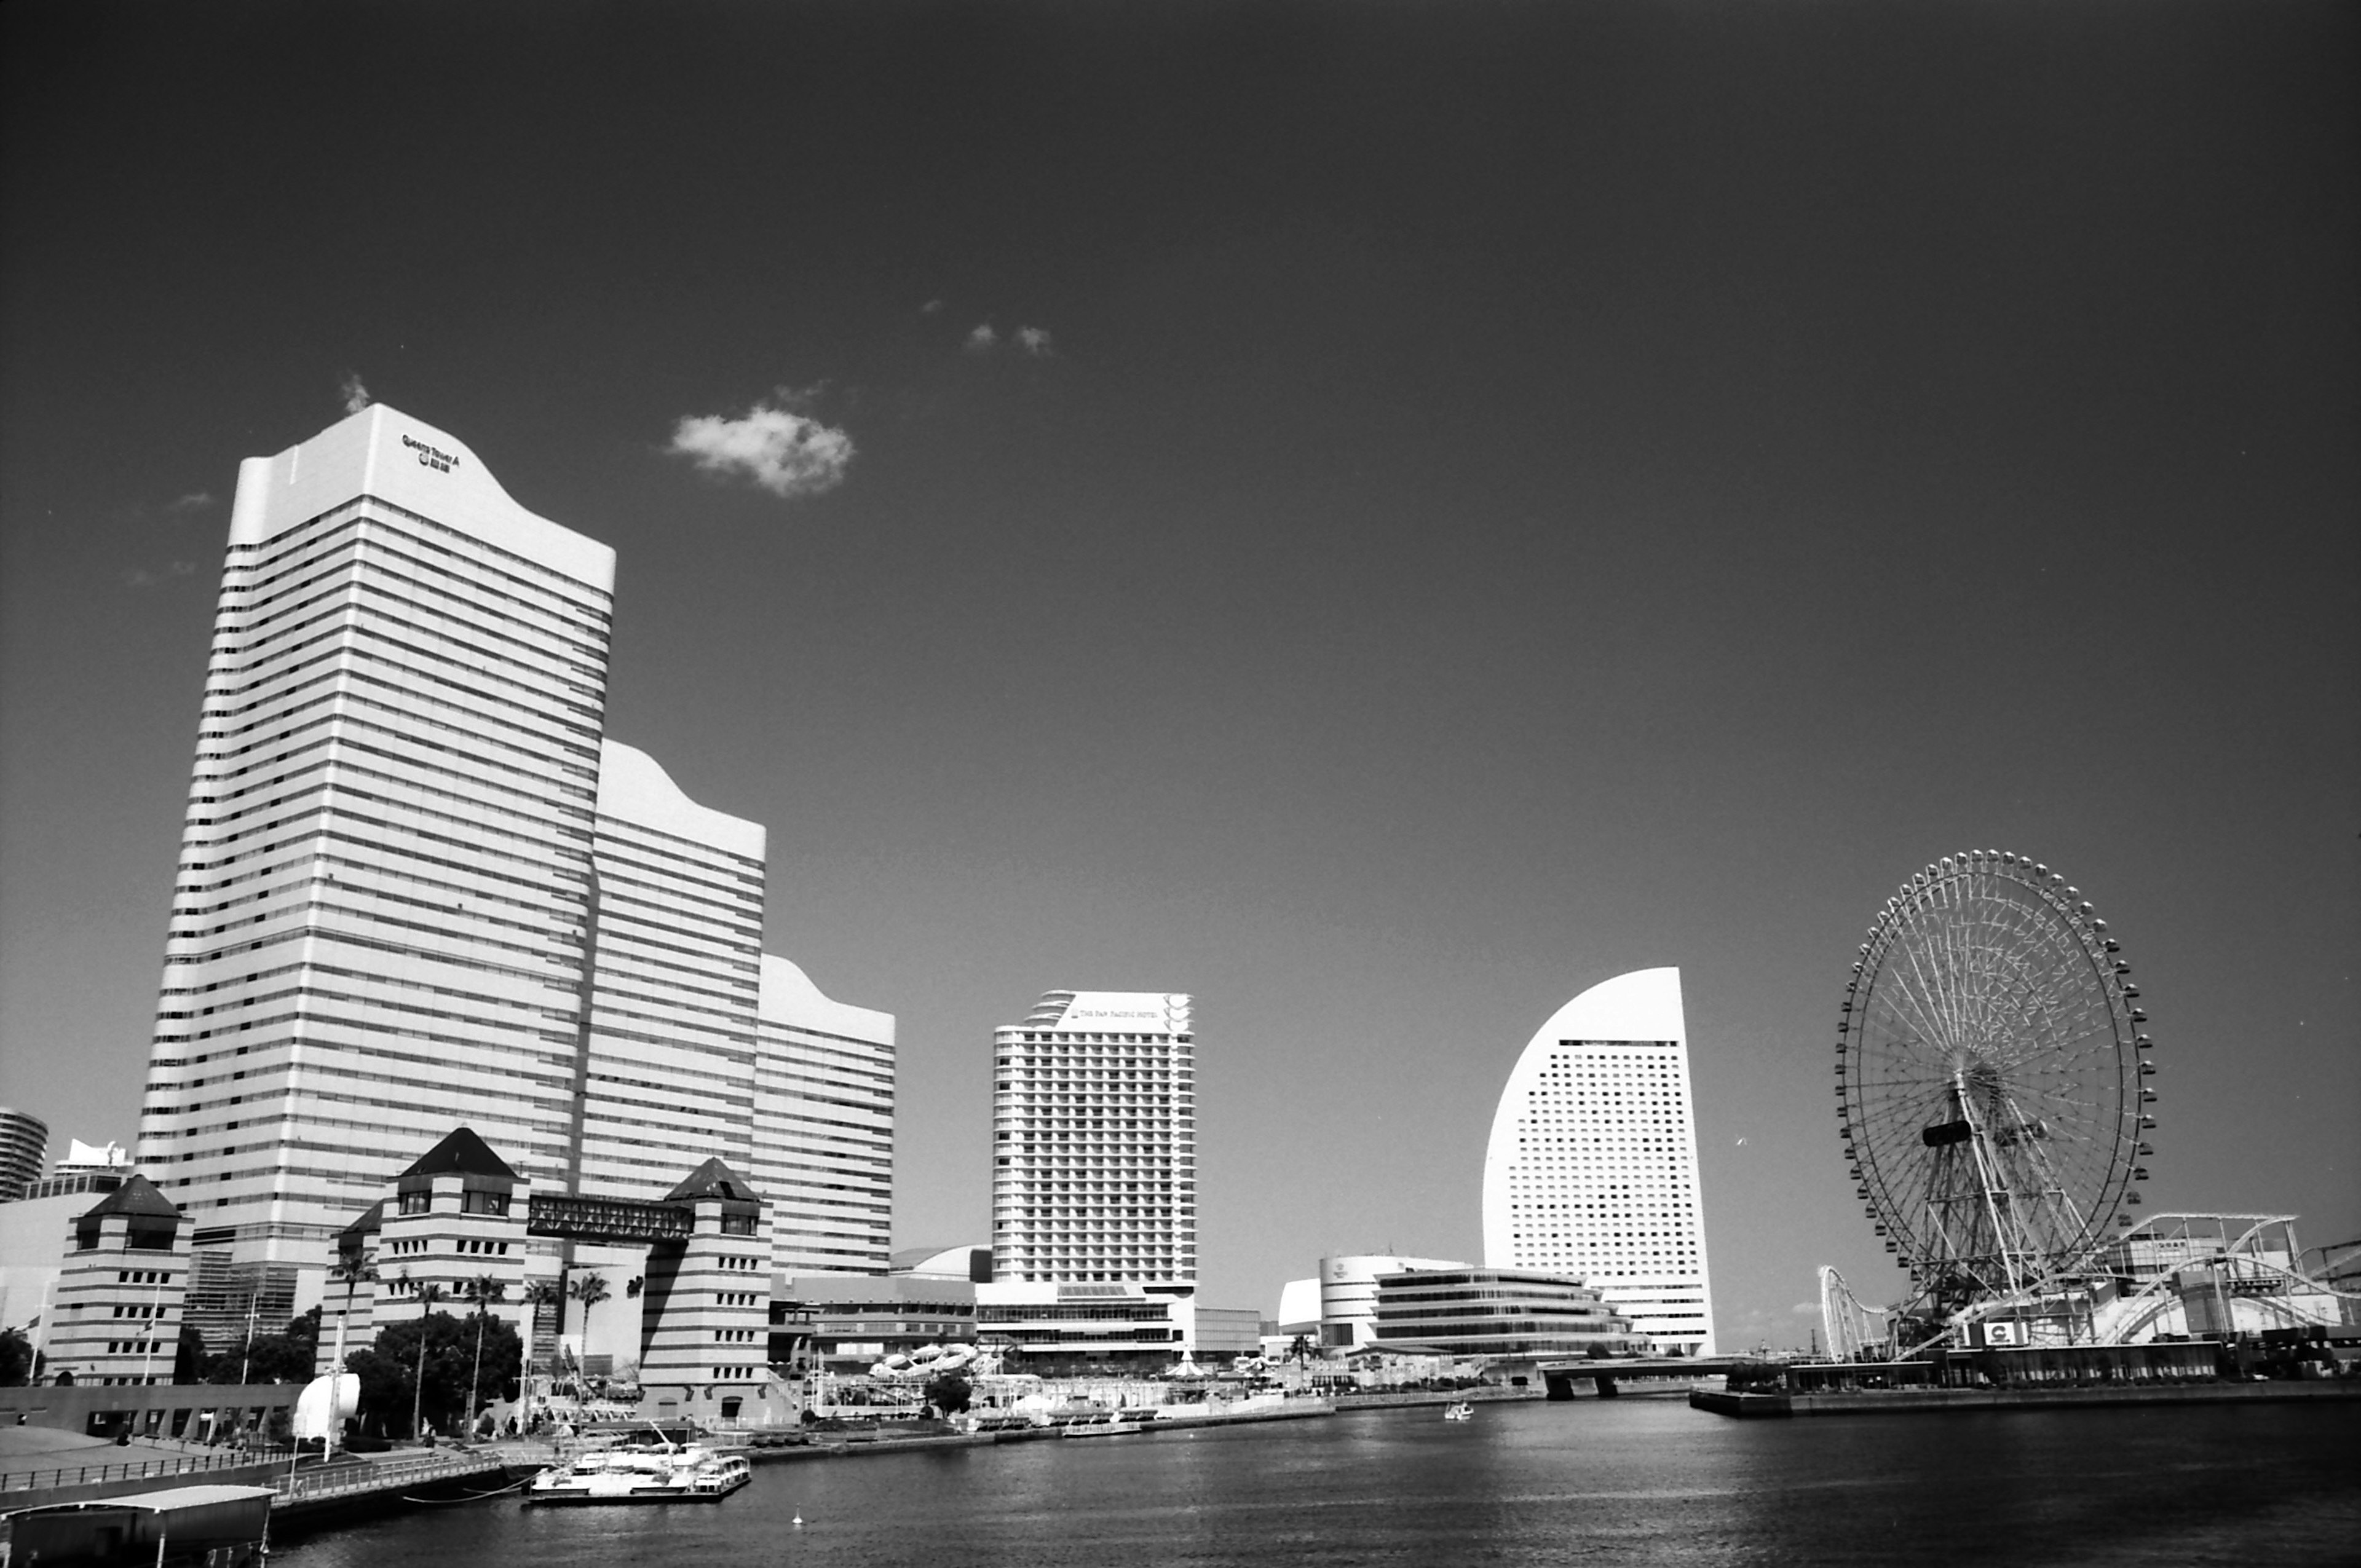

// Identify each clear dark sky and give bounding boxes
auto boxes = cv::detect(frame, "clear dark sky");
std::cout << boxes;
[2,2,2353,1347]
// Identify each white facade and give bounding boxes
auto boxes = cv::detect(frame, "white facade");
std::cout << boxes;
[576,741,765,1203]
[990,991,1195,1286]
[1318,1253,1468,1348]
[754,955,895,1275]
[136,406,897,1290]
[139,406,616,1264]
[1481,969,1718,1355]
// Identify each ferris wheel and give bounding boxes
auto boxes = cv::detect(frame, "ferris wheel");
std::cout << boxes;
[1837,851,2154,1315]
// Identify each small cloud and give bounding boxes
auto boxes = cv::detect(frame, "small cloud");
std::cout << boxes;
[666,397,855,500]
[1016,326,1054,357]
[124,561,199,591]
[965,323,999,353]
[339,374,372,416]
[165,492,216,516]
[920,298,945,315]
[1790,1302,1818,1316]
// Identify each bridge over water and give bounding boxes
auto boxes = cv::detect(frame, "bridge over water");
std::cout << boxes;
[1535,1358,1746,1398]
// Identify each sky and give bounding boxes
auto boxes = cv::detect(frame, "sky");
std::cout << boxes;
[1,2,2353,1351]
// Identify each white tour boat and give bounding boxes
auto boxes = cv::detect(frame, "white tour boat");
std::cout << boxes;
[526,1440,753,1505]
[1442,1401,1476,1422]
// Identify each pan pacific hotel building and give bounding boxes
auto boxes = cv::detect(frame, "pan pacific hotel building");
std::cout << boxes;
[133,405,895,1329]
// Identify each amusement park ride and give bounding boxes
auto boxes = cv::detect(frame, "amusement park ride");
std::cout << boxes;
[1817,851,2358,1360]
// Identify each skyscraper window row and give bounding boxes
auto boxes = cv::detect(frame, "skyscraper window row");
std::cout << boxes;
[182,781,587,858]
[344,495,618,608]
[188,897,579,974]
[228,540,606,671]
[196,675,599,765]
[180,804,586,887]
[196,694,601,784]
[759,1058,894,1092]
[177,829,588,910]
[173,861,583,933]
[595,883,764,937]
[756,1076,892,1108]
[187,748,596,828]
[323,510,616,634]
[201,602,606,719]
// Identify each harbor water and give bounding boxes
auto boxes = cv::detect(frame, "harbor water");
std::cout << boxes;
[271,1398,2361,1567]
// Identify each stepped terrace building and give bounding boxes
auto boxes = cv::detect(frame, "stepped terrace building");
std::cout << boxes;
[1481,968,1718,1355]
[133,405,893,1317]
[1369,1266,1639,1360]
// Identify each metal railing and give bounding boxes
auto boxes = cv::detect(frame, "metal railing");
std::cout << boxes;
[275,1449,508,1505]
[0,1444,287,1495]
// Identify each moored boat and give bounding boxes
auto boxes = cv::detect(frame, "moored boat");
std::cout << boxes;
[525,1440,753,1504]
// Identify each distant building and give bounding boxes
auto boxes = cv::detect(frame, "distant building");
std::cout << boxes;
[1481,968,1718,1355]
[0,1108,45,1202]
[20,1139,131,1204]
[1369,1267,1638,1360]
[975,1282,1197,1376]
[1318,1253,1469,1349]
[989,990,1196,1286]
[773,1274,978,1373]
[982,988,1198,1372]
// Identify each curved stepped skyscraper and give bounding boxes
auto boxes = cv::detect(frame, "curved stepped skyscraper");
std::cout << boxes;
[1481,967,1717,1355]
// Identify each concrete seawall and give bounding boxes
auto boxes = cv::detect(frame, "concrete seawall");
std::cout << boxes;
[1692,1379,2361,1419]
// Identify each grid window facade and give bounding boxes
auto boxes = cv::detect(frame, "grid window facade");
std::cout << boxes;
[989,991,1195,1286]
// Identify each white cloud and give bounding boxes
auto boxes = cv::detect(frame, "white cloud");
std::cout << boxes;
[1017,326,1054,357]
[920,298,945,315]
[125,560,199,590]
[667,399,855,500]
[1790,1302,1818,1315]
[339,374,372,416]
[165,491,217,515]
[965,323,999,353]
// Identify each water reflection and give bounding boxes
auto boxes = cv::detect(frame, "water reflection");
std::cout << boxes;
[272,1398,2361,1567]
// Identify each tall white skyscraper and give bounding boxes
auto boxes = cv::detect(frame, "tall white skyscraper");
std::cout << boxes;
[575,740,765,1202]
[135,405,893,1293]
[1480,967,1718,1355]
[989,991,1195,1285]
[140,407,615,1266]
[754,955,895,1275]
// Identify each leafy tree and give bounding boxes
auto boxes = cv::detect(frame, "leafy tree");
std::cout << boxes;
[923,1371,972,1417]
[0,1326,33,1386]
[346,1310,521,1438]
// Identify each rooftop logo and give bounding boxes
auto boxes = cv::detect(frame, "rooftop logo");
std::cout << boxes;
[401,433,461,473]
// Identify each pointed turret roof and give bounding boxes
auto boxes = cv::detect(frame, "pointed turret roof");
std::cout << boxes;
[338,1199,386,1240]
[398,1127,519,1181]
[664,1158,758,1204]
[81,1173,179,1221]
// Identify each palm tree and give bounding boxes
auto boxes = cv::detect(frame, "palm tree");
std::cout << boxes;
[406,1278,445,1440]
[461,1275,505,1436]
[568,1273,612,1389]
[318,1249,378,1461]
[519,1278,561,1424]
